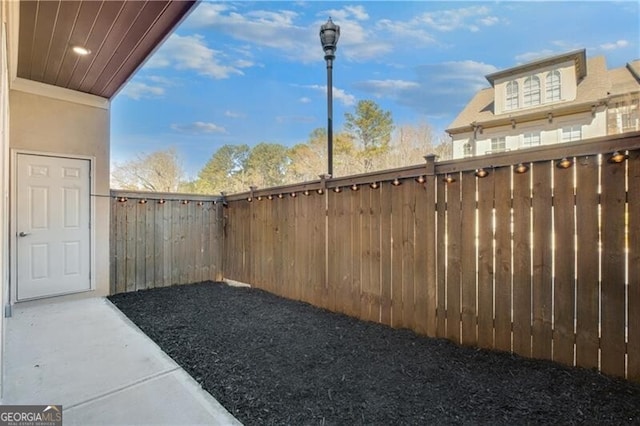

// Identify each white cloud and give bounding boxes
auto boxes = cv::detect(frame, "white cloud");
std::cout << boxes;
[299,97,311,103]
[224,110,244,118]
[171,121,227,134]
[185,3,415,63]
[600,39,629,50]
[147,34,252,79]
[185,3,314,61]
[514,49,558,64]
[120,81,165,100]
[321,5,369,21]
[375,19,434,45]
[302,84,356,106]
[353,80,420,98]
[416,6,499,32]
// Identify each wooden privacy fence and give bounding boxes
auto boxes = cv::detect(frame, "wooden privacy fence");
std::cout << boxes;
[110,191,224,294]
[222,132,640,382]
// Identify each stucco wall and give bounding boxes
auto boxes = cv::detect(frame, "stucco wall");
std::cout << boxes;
[9,89,110,298]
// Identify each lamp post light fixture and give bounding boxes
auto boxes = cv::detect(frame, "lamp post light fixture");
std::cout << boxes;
[320,17,340,177]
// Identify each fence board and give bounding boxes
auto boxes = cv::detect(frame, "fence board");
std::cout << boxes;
[201,203,210,280]
[628,149,640,381]
[332,192,344,314]
[477,171,494,349]
[446,173,462,343]
[461,171,477,346]
[154,202,164,286]
[145,202,155,288]
[531,162,553,360]
[163,202,172,286]
[380,183,393,326]
[370,186,382,323]
[125,202,136,292]
[350,190,362,318]
[494,166,512,352]
[314,193,327,309]
[513,165,532,358]
[553,162,576,365]
[391,183,404,327]
[110,199,117,294]
[575,155,600,369]
[414,179,429,334]
[600,157,627,377]
[115,201,126,294]
[402,182,415,329]
[436,177,447,338]
[361,187,373,321]
[424,175,437,337]
[295,195,306,303]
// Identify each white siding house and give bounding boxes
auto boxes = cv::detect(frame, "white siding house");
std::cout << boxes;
[447,50,640,159]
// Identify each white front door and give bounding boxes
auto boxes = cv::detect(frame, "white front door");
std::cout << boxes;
[16,154,91,300]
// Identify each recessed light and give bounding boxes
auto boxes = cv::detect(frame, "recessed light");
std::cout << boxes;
[72,46,91,56]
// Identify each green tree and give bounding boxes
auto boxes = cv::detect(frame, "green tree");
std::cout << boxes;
[344,100,394,172]
[245,142,291,188]
[111,147,184,192]
[192,144,250,194]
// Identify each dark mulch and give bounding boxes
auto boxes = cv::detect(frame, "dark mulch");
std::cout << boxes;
[109,281,640,425]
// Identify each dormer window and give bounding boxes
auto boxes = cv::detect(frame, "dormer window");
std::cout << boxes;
[523,76,541,107]
[506,81,519,110]
[463,142,473,157]
[546,70,561,102]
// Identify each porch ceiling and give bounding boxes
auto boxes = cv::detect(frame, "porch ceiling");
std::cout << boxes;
[16,0,197,99]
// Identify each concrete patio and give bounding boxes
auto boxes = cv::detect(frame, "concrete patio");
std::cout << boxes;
[2,297,240,426]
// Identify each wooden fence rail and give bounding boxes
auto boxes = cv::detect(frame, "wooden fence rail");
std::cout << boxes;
[110,132,640,382]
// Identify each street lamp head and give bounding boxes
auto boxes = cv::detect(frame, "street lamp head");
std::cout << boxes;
[320,17,340,60]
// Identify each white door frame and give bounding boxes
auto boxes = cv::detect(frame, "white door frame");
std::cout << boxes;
[10,150,96,303]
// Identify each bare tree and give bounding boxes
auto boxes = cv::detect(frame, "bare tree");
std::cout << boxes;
[378,122,439,169]
[111,147,185,192]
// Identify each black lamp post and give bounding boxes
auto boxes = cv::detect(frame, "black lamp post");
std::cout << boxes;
[320,17,340,177]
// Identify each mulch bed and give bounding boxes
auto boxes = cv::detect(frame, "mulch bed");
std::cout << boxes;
[109,281,640,425]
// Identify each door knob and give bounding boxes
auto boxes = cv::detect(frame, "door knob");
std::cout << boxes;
[18,232,29,237]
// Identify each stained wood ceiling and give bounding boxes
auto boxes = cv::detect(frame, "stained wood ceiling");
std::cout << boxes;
[17,0,197,99]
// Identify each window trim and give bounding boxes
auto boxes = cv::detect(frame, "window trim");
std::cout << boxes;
[546,70,561,102]
[523,75,541,107]
[505,80,519,111]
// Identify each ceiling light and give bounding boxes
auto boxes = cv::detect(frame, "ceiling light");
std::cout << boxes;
[72,45,91,56]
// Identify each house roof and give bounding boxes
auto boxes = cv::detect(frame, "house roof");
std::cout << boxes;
[447,53,639,134]
[16,0,198,99]
[485,49,587,87]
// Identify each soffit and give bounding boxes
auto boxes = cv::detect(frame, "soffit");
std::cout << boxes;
[16,0,197,99]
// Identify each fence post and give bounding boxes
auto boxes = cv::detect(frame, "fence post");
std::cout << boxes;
[423,154,438,337]
[215,194,226,282]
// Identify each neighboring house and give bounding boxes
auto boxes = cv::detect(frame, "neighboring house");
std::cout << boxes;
[447,49,640,159]
[0,0,198,394]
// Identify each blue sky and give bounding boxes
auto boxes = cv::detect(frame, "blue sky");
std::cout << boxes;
[111,1,639,178]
